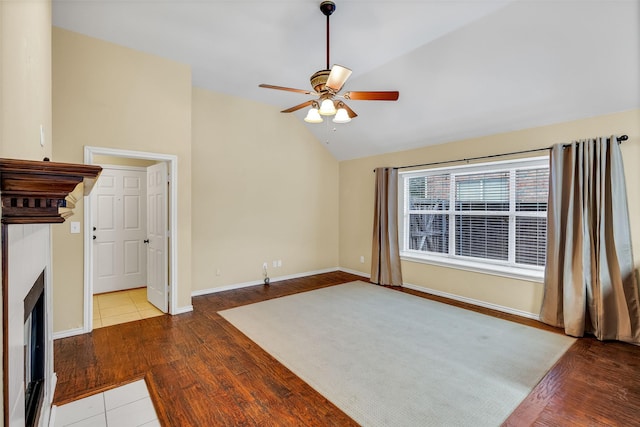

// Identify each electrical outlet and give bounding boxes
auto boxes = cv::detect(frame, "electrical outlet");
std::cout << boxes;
[263,262,268,269]
[360,255,365,263]
[70,221,81,234]
[277,260,282,267]
[273,260,277,268]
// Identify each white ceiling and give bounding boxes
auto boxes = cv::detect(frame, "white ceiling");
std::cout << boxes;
[52,0,640,161]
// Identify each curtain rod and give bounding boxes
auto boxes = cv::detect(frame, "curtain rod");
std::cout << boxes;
[377,134,628,172]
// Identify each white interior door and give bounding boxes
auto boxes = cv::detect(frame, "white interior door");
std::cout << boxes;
[146,162,168,312]
[92,167,147,294]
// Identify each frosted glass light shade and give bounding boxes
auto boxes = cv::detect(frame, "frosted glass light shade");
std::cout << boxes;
[333,108,351,123]
[318,99,337,116]
[304,107,323,123]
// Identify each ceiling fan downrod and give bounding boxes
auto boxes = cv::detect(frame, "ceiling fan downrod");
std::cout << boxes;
[320,1,336,71]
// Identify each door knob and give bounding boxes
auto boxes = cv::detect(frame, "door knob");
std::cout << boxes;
[93,235,97,240]
[144,239,150,244]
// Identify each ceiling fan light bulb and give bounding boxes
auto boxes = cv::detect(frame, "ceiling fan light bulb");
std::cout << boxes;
[319,99,337,116]
[333,108,351,123]
[304,108,323,123]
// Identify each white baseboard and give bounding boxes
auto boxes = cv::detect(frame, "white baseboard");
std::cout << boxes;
[49,372,57,402]
[191,267,340,297]
[44,373,57,427]
[48,405,57,427]
[54,305,192,339]
[173,305,194,315]
[402,282,540,320]
[53,327,85,340]
[338,267,370,279]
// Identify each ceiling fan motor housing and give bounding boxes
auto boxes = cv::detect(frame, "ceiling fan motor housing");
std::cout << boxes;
[310,69,331,93]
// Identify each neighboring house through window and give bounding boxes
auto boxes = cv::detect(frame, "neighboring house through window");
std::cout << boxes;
[399,156,549,281]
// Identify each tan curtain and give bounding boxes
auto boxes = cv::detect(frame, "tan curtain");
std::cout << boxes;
[540,136,640,343]
[371,167,403,286]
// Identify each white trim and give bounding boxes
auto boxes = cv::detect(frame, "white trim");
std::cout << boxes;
[191,279,264,296]
[48,405,57,427]
[53,327,85,340]
[173,305,194,315]
[337,267,370,279]
[191,268,340,296]
[45,372,58,427]
[49,373,57,401]
[400,253,545,282]
[90,164,147,172]
[402,281,541,320]
[83,146,180,334]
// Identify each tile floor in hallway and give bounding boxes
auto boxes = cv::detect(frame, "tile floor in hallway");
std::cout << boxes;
[93,288,164,328]
[54,379,160,427]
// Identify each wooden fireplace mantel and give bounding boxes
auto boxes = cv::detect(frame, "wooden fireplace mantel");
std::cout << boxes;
[0,158,102,224]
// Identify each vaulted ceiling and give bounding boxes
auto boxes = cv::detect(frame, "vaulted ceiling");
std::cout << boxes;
[52,0,640,160]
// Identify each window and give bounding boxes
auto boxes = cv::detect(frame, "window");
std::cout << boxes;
[399,156,549,280]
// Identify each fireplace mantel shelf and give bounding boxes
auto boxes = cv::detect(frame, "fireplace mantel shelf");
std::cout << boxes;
[0,158,102,224]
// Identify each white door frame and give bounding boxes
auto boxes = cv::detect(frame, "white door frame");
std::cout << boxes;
[83,146,179,333]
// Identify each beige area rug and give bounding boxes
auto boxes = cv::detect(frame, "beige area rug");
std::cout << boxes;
[219,281,575,426]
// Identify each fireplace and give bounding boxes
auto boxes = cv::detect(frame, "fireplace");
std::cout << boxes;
[3,224,53,427]
[1,158,101,426]
[24,270,45,427]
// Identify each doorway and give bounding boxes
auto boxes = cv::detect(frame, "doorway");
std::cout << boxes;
[92,165,148,294]
[83,146,179,333]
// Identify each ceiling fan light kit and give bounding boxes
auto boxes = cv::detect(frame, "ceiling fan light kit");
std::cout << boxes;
[333,104,351,123]
[319,99,337,115]
[259,1,399,124]
[304,103,323,123]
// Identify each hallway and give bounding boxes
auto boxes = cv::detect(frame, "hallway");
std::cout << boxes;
[93,288,164,328]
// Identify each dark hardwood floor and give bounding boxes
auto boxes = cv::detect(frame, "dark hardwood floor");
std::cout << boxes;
[54,271,640,426]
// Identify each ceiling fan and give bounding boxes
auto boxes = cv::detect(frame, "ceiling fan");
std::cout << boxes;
[259,1,399,124]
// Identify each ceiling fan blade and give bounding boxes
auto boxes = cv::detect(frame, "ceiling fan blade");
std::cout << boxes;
[281,100,314,113]
[259,84,315,95]
[344,91,399,101]
[325,65,352,92]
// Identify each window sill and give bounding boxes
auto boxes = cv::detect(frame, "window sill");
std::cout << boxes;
[400,251,544,283]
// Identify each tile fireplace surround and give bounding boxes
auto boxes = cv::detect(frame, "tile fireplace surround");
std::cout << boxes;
[0,159,101,426]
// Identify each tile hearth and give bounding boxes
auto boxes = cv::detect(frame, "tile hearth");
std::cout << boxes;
[54,380,159,427]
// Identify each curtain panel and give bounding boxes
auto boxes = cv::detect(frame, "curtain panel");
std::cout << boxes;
[540,136,640,344]
[371,167,403,286]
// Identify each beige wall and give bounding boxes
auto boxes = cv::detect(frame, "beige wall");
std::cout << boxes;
[0,0,52,160]
[191,88,339,291]
[340,109,640,315]
[1,1,52,422]
[51,28,192,332]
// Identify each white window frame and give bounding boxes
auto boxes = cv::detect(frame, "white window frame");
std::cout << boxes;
[399,156,549,282]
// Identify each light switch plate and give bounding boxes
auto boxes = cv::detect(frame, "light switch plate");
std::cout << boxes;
[70,221,81,234]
